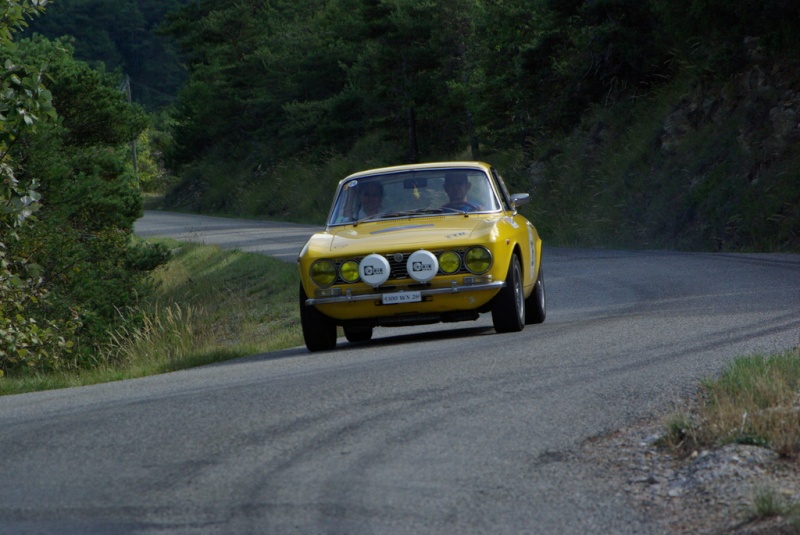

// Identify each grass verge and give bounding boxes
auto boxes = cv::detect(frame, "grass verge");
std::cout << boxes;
[0,239,303,396]
[664,349,800,458]
[660,348,800,522]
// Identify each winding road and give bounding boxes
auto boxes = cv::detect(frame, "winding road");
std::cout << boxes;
[1,211,798,534]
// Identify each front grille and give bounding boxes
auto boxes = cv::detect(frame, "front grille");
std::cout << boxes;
[386,252,410,280]
[333,249,468,284]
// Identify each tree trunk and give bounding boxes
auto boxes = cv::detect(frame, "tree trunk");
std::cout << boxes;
[467,110,479,159]
[406,106,418,163]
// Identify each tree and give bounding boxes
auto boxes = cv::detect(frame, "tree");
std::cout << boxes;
[1,0,73,374]
[341,0,476,162]
[164,0,478,170]
[8,36,168,362]
[23,0,190,109]
[162,0,353,169]
[3,7,169,374]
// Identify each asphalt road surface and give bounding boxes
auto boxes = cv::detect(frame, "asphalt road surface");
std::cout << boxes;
[2,211,799,534]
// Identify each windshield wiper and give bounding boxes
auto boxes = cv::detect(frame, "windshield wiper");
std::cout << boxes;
[353,213,383,226]
[353,208,449,226]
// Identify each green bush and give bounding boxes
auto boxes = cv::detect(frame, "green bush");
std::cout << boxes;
[2,35,170,373]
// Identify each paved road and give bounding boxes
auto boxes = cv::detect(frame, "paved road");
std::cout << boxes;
[1,211,799,534]
[133,210,320,262]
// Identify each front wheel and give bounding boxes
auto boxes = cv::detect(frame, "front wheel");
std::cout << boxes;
[525,265,546,325]
[491,254,525,333]
[344,325,373,343]
[299,284,337,351]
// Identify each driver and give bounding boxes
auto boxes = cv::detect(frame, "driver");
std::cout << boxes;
[442,172,479,210]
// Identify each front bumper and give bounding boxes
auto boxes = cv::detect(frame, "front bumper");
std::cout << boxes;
[304,280,505,306]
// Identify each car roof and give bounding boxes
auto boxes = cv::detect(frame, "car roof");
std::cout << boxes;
[341,161,492,183]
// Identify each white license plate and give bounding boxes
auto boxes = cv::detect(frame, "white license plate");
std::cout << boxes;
[382,291,422,305]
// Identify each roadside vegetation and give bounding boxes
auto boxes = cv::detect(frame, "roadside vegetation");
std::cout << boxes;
[151,0,800,252]
[663,349,800,458]
[1,4,170,381]
[0,240,302,396]
[660,348,800,522]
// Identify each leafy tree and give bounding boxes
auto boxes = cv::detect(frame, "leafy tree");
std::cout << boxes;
[163,0,349,169]
[1,0,78,375]
[24,0,190,109]
[164,0,477,174]
[339,0,476,162]
[471,0,671,154]
[2,19,170,374]
[470,0,560,152]
[7,36,169,362]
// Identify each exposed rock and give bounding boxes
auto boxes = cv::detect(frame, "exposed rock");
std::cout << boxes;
[585,415,800,533]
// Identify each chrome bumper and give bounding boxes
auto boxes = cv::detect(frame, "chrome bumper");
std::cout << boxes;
[305,281,505,306]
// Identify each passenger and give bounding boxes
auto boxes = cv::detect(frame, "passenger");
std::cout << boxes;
[442,172,479,210]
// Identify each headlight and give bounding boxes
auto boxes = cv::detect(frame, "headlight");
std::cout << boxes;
[339,260,360,283]
[406,250,438,283]
[359,253,391,287]
[464,247,492,274]
[310,259,337,287]
[438,251,461,274]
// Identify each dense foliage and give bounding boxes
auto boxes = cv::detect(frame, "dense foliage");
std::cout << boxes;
[162,0,798,167]
[1,2,168,375]
[23,0,189,109]
[157,0,799,250]
[1,0,64,375]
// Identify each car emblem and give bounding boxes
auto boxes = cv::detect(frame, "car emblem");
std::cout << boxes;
[393,253,404,263]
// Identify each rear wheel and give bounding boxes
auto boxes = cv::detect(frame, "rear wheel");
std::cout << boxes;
[299,284,337,351]
[344,325,373,343]
[525,265,546,325]
[492,254,525,333]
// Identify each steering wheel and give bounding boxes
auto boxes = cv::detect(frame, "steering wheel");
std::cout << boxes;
[442,201,481,212]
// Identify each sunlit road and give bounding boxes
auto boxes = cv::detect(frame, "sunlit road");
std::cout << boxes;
[1,211,798,534]
[133,210,319,262]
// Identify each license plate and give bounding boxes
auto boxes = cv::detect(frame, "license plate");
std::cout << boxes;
[382,291,421,304]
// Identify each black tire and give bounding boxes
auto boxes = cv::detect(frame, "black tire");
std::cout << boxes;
[525,265,546,325]
[299,284,337,351]
[344,325,373,343]
[491,254,525,333]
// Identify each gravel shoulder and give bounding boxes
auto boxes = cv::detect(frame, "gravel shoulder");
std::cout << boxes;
[584,402,800,534]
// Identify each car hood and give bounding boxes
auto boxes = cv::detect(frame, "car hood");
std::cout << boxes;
[305,216,503,257]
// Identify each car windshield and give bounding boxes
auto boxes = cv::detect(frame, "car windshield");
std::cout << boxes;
[328,168,502,225]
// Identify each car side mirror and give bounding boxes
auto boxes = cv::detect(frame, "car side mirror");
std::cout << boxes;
[510,193,530,209]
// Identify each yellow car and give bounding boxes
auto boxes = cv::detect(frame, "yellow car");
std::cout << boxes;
[297,161,545,351]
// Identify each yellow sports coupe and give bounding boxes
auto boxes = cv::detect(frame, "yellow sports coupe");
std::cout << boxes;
[297,161,545,351]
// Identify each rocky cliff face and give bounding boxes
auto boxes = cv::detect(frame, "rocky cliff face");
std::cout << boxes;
[661,61,800,178]
[661,55,799,250]
[533,48,800,252]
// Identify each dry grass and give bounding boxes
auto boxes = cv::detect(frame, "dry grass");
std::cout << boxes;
[105,303,198,372]
[698,350,800,457]
[0,240,304,395]
[748,486,798,521]
[660,349,800,458]
[657,348,800,523]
